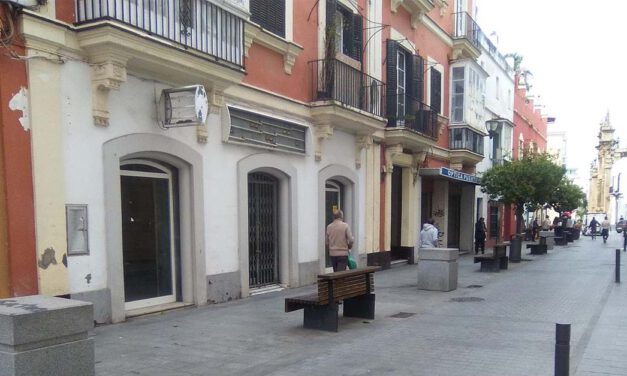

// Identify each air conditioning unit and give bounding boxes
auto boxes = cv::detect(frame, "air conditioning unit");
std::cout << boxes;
[157,85,208,128]
[7,0,43,8]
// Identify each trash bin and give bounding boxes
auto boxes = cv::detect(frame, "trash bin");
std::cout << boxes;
[510,233,523,263]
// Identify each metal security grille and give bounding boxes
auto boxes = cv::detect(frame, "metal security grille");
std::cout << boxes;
[248,173,279,287]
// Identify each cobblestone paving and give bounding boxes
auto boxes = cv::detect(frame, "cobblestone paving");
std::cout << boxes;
[94,235,625,375]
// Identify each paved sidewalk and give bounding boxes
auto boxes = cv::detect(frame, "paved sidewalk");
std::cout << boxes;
[94,234,625,376]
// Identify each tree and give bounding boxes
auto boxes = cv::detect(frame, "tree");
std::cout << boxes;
[547,178,586,215]
[481,152,565,233]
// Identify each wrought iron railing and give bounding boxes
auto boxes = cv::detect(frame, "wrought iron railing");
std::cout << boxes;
[386,95,438,139]
[310,59,385,117]
[453,11,481,50]
[75,0,245,68]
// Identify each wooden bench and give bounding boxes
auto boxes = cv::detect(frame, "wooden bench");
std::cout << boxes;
[526,242,547,255]
[474,243,509,272]
[285,266,380,332]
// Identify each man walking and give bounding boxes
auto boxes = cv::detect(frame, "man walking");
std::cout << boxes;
[326,209,354,272]
[601,216,611,243]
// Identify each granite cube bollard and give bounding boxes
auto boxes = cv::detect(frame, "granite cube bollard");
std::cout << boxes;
[540,231,555,250]
[0,295,94,376]
[417,248,459,292]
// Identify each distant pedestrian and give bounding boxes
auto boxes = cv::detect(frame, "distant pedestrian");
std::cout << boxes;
[601,216,611,243]
[542,215,551,231]
[475,217,487,255]
[589,217,599,240]
[326,209,354,272]
[420,218,439,248]
[532,217,540,241]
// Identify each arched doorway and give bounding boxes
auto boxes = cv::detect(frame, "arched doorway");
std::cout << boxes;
[248,172,279,287]
[120,159,179,311]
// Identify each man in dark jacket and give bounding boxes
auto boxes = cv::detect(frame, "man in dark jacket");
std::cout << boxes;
[475,217,487,255]
[589,217,599,240]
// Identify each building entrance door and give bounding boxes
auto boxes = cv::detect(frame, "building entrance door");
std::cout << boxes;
[390,166,404,260]
[120,160,177,311]
[248,172,279,287]
[448,193,461,248]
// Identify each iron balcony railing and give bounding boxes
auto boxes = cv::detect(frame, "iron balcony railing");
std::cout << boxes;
[310,58,385,117]
[386,95,438,139]
[453,11,481,51]
[75,0,245,68]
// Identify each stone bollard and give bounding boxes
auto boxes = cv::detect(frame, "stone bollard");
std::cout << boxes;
[417,248,458,292]
[0,295,94,376]
[539,231,555,250]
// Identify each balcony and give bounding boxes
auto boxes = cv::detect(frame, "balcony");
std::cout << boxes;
[75,0,245,69]
[309,58,386,135]
[451,12,481,60]
[449,127,485,168]
[384,95,439,152]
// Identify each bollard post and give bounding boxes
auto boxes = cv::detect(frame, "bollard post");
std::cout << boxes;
[616,249,621,283]
[555,323,570,376]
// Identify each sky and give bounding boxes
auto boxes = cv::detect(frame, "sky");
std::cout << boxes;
[474,0,627,190]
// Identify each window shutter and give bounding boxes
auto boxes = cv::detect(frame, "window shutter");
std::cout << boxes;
[430,68,442,114]
[386,40,398,119]
[411,54,424,103]
[250,0,285,38]
[351,13,363,62]
[326,0,337,56]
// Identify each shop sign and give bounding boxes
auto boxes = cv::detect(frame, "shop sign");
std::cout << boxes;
[440,167,481,185]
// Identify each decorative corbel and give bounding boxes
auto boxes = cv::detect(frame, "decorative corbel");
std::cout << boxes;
[244,23,258,58]
[207,87,225,114]
[390,0,402,13]
[91,59,127,126]
[313,123,333,161]
[384,144,404,175]
[355,135,373,169]
[197,123,209,144]
[412,151,427,185]
[410,11,425,29]
[284,44,300,75]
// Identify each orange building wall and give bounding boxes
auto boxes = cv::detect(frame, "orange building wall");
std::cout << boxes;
[0,45,38,297]
[513,75,548,158]
[55,0,75,23]
[243,0,334,102]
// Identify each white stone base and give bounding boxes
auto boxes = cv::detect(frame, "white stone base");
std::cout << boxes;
[417,248,459,292]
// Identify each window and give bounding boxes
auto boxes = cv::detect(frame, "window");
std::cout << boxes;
[228,107,306,153]
[449,127,484,155]
[250,0,285,38]
[396,49,406,119]
[430,67,442,114]
[327,0,362,61]
[386,40,424,121]
[451,67,464,122]
[495,76,500,100]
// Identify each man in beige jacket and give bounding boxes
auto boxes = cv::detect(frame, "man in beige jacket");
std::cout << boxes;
[326,209,354,272]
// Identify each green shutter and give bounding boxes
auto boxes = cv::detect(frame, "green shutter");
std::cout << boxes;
[325,0,337,57]
[351,13,363,62]
[411,54,424,103]
[386,40,398,120]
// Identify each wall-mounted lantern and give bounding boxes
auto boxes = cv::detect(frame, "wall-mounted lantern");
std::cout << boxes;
[485,118,504,139]
[158,85,208,128]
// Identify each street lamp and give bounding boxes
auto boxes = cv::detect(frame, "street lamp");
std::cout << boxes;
[485,118,503,139]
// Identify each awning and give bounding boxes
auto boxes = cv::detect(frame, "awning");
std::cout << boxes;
[419,167,481,185]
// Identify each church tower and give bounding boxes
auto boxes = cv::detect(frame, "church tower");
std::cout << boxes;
[588,112,618,213]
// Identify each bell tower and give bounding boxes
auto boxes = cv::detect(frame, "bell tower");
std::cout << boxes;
[588,112,618,213]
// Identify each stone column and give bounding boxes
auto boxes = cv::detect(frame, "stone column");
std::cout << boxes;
[460,184,476,253]
[432,180,449,246]
[0,295,94,376]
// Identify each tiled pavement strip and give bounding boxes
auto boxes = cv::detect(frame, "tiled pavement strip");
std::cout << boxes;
[94,234,627,376]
